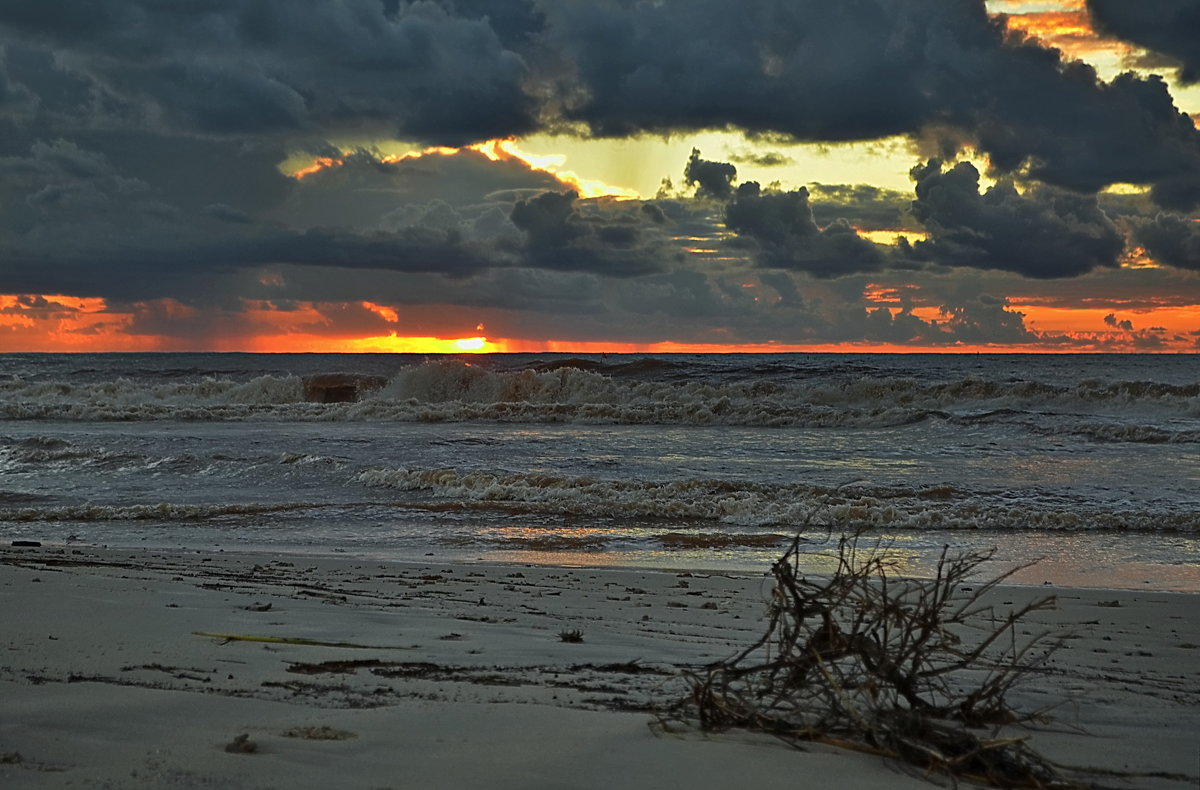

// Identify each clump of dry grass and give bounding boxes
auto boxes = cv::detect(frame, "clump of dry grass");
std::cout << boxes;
[662,532,1078,788]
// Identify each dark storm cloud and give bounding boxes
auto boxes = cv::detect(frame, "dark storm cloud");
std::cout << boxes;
[545,0,1200,209]
[4,0,1200,207]
[0,138,168,249]
[0,0,537,144]
[757,271,805,308]
[0,140,508,298]
[1086,0,1200,84]
[0,35,297,216]
[614,270,735,321]
[640,202,668,225]
[1104,312,1134,331]
[723,182,886,277]
[1,220,500,301]
[443,0,546,49]
[827,279,1041,346]
[509,190,677,277]
[683,149,738,201]
[511,190,583,247]
[242,226,497,279]
[465,268,606,314]
[744,270,1044,348]
[203,203,253,224]
[1127,213,1200,271]
[0,128,686,302]
[0,47,36,119]
[2,0,1199,350]
[728,150,794,167]
[261,263,611,323]
[276,148,563,230]
[543,0,937,141]
[812,295,1037,348]
[907,160,1125,278]
[963,64,1200,210]
[934,293,1036,344]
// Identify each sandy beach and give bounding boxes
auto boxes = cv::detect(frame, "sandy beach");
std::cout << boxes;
[1,544,1197,789]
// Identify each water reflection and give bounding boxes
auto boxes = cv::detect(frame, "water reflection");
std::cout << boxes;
[456,527,1200,592]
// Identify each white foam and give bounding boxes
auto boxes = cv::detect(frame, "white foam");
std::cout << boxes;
[357,467,1200,533]
[1,361,1196,438]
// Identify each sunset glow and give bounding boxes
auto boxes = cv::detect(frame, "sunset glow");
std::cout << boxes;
[4,293,1197,354]
[288,138,642,200]
[2,1,1199,356]
[1000,9,1125,60]
[320,333,503,354]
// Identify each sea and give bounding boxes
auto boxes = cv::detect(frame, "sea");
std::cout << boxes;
[1,352,1197,591]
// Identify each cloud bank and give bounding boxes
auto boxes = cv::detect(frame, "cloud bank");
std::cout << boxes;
[0,0,1198,350]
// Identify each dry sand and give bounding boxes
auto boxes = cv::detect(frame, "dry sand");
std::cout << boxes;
[1,544,1197,789]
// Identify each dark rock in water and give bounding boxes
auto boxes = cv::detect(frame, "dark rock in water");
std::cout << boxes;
[302,374,387,403]
[224,733,257,754]
[11,540,41,547]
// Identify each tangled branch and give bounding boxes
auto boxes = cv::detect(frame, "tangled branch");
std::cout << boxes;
[662,532,1080,788]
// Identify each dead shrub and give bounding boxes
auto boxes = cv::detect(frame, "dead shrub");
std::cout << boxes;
[661,532,1078,788]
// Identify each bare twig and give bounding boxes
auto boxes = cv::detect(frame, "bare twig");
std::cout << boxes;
[660,531,1081,789]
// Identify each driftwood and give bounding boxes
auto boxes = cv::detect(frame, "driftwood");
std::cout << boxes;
[662,532,1081,789]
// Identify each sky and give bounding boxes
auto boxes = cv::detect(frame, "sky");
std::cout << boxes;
[1,0,1199,353]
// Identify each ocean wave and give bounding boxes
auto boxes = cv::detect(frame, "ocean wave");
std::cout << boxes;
[277,452,349,466]
[945,413,1200,444]
[1,361,1196,433]
[0,436,141,469]
[0,502,324,522]
[1061,422,1200,444]
[357,467,1200,533]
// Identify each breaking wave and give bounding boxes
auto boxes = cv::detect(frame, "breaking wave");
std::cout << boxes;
[357,467,1200,533]
[0,360,1196,440]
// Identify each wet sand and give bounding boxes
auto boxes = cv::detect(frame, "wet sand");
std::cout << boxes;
[2,545,1197,789]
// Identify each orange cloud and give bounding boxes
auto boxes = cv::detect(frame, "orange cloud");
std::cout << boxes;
[503,338,1092,354]
[997,6,1132,61]
[361,301,400,324]
[1008,302,1200,350]
[0,294,150,351]
[291,156,345,180]
[1017,303,1200,334]
[5,293,1198,354]
[0,294,515,354]
[862,283,924,306]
